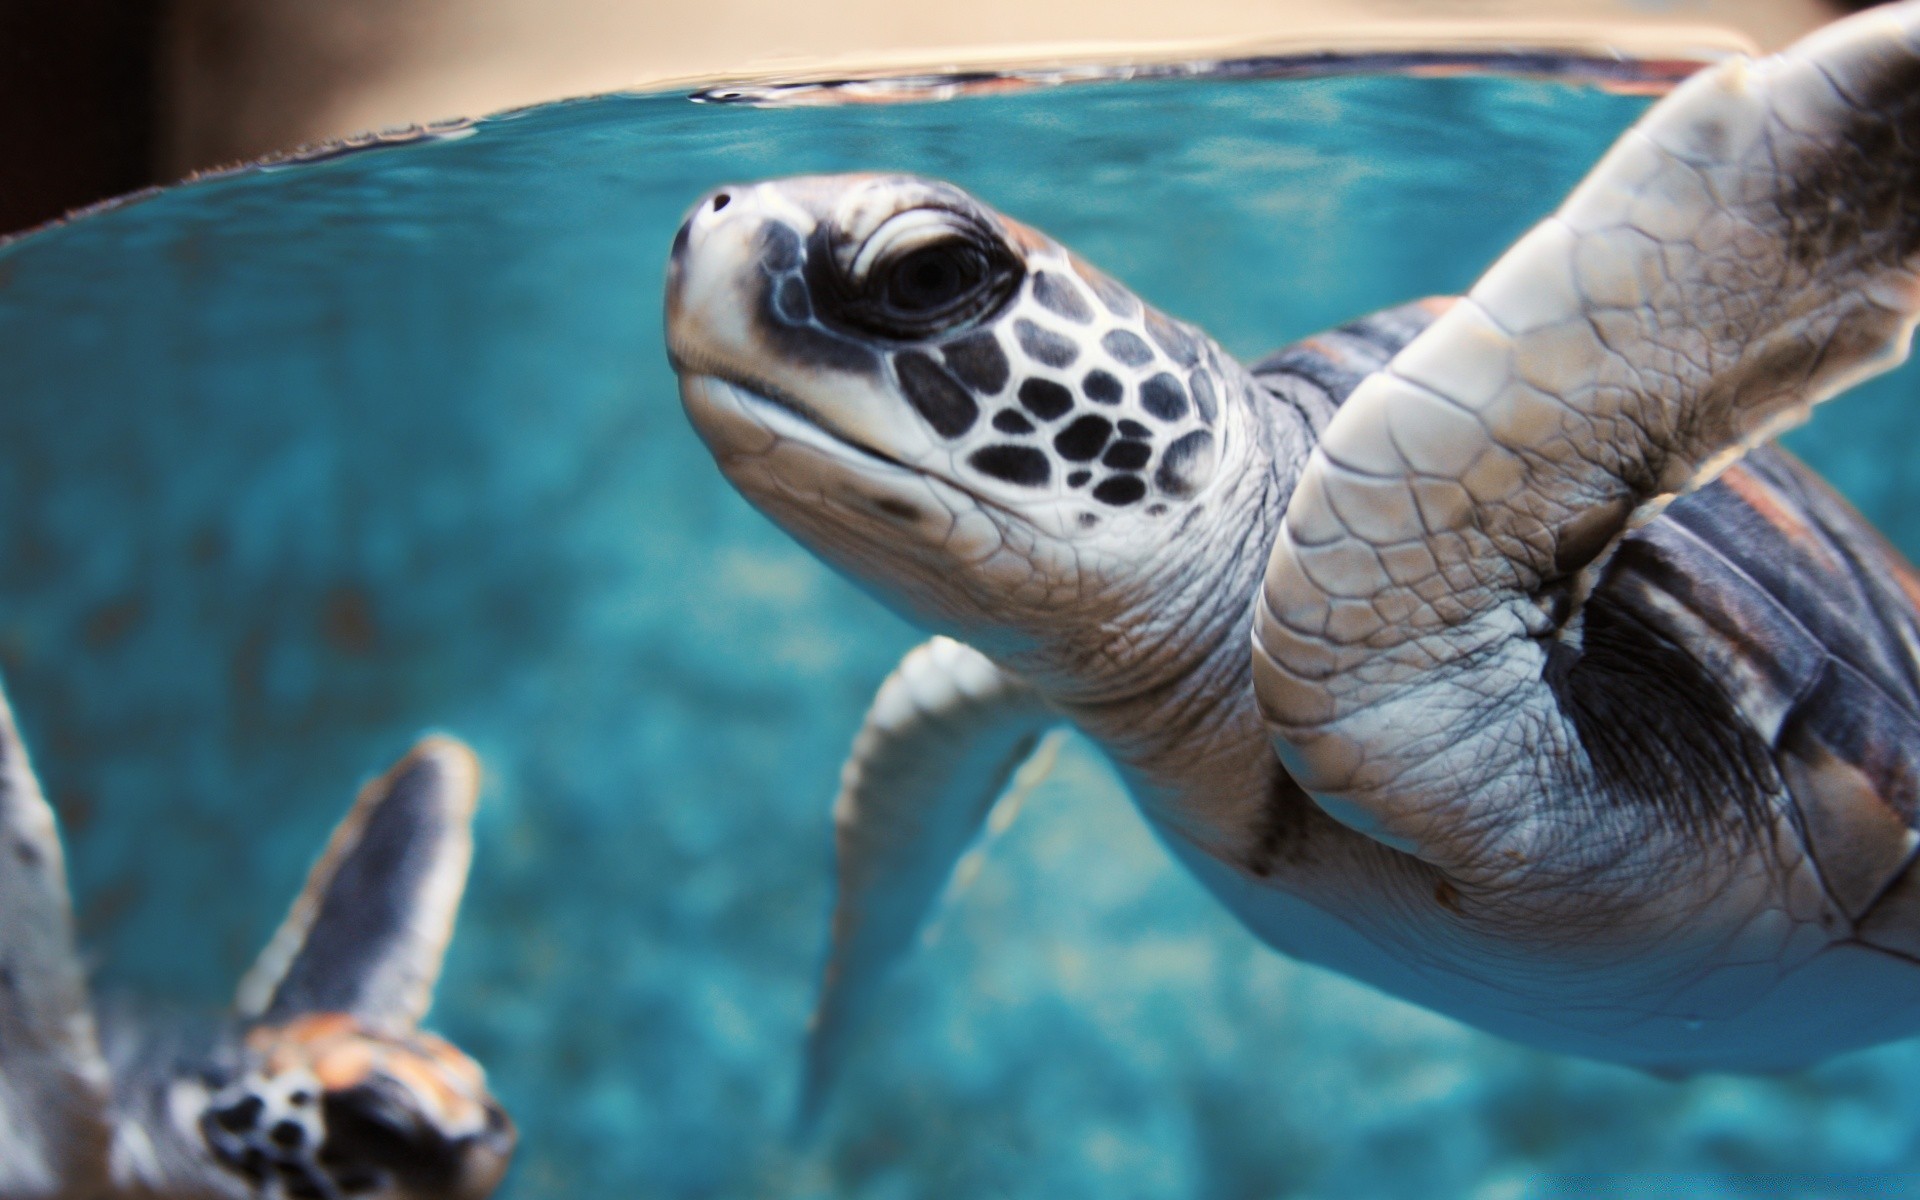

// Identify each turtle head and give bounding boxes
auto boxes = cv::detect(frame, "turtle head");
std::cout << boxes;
[194,1014,514,1200]
[665,174,1261,648]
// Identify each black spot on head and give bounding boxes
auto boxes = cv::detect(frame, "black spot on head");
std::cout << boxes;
[1078,511,1101,528]
[320,1081,470,1195]
[233,1148,269,1184]
[270,1120,306,1149]
[1102,441,1151,470]
[760,221,801,271]
[1067,470,1091,488]
[756,269,879,375]
[1017,378,1074,421]
[1140,373,1189,421]
[1093,475,1147,506]
[992,409,1035,434]
[285,1172,327,1200]
[941,331,1010,393]
[1147,503,1168,516]
[1053,415,1113,461]
[1083,369,1122,405]
[1015,319,1080,368]
[1117,419,1152,439]
[1189,369,1218,424]
[1083,269,1140,318]
[1101,329,1154,367]
[1154,429,1217,498]
[1031,270,1094,323]
[214,1095,264,1133]
[1145,309,1200,367]
[894,351,979,437]
[775,276,811,323]
[968,444,1051,486]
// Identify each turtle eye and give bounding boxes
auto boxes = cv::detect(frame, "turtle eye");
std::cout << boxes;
[880,242,985,314]
[820,206,1023,340]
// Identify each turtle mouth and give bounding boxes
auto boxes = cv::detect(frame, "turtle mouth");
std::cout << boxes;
[670,350,911,475]
[671,356,1037,529]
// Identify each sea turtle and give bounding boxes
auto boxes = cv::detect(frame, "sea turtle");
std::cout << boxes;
[0,676,514,1198]
[665,2,1920,1112]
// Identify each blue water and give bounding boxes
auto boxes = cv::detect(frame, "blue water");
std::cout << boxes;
[3,70,1920,1198]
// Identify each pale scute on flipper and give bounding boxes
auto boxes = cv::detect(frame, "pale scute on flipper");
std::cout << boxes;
[801,636,1059,1128]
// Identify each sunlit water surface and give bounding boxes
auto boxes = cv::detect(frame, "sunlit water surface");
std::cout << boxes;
[4,69,1920,1199]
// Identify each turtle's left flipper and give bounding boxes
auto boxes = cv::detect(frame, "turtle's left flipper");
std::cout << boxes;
[0,679,111,1198]
[235,736,482,1032]
[1255,4,1920,870]
[801,637,1057,1128]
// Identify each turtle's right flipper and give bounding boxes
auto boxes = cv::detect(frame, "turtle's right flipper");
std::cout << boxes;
[0,679,111,1198]
[234,736,481,1033]
[1254,4,1920,868]
[801,637,1057,1129]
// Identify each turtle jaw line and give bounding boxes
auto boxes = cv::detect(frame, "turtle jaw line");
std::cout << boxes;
[676,362,1041,532]
[668,348,909,475]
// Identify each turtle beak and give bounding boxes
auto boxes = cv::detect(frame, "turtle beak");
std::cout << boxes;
[665,184,760,364]
[663,178,938,470]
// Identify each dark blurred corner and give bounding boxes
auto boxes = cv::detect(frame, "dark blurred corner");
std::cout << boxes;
[0,0,1887,240]
[0,0,162,235]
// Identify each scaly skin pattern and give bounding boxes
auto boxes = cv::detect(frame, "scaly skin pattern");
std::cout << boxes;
[666,2,1920,1077]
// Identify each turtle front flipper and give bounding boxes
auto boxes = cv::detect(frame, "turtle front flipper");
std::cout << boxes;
[1254,5,1920,874]
[804,637,1058,1127]
[0,678,112,1199]
[236,737,481,1031]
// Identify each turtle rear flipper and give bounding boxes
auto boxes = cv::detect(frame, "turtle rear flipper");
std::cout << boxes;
[1255,3,1920,874]
[0,679,112,1198]
[235,736,481,1031]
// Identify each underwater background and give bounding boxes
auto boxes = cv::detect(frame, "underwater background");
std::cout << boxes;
[4,67,1920,1198]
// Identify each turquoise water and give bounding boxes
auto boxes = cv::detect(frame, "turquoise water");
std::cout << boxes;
[4,70,1920,1198]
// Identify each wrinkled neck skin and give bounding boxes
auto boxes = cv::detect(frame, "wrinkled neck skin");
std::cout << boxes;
[991,355,1291,842]
[952,354,1414,891]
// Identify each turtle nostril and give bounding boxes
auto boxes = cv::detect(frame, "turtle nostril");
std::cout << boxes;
[712,192,731,212]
